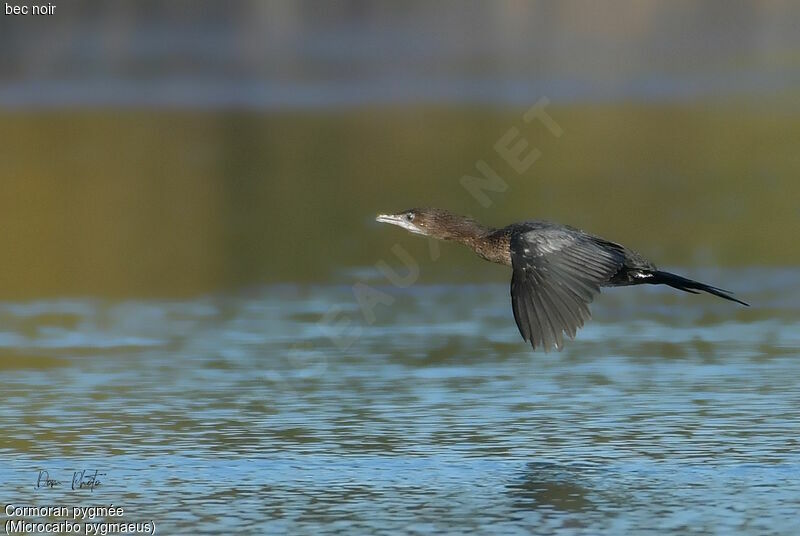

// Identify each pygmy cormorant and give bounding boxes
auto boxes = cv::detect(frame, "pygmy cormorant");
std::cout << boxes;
[376,208,748,351]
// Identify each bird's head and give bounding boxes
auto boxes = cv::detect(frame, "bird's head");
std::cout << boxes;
[375,208,483,241]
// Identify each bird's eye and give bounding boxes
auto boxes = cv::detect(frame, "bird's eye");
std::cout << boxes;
[405,213,415,222]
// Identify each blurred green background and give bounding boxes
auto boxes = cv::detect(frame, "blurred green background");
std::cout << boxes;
[1,1,798,299]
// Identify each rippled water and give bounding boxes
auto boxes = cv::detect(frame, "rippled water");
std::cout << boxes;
[2,269,799,534]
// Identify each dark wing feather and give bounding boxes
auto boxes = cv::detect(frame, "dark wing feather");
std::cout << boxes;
[509,226,625,351]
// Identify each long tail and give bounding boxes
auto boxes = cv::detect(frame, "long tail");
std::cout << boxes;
[648,270,749,306]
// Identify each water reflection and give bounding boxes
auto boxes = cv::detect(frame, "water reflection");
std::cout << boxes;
[1,104,800,300]
[509,462,597,512]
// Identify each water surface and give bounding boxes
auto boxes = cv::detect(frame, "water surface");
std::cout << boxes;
[3,271,798,534]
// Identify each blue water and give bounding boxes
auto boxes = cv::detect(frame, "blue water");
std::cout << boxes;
[2,270,799,534]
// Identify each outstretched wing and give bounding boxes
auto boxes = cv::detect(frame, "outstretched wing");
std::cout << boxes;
[509,226,624,351]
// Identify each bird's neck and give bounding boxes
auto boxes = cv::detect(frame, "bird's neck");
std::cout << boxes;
[443,222,511,266]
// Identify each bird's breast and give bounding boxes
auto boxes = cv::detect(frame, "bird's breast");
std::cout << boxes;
[470,233,512,266]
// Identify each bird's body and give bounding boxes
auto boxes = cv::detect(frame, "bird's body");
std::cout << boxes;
[376,208,748,351]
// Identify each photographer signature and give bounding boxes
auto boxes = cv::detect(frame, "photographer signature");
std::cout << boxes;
[36,469,105,491]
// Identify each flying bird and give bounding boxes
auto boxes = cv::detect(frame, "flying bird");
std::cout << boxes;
[376,208,748,351]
